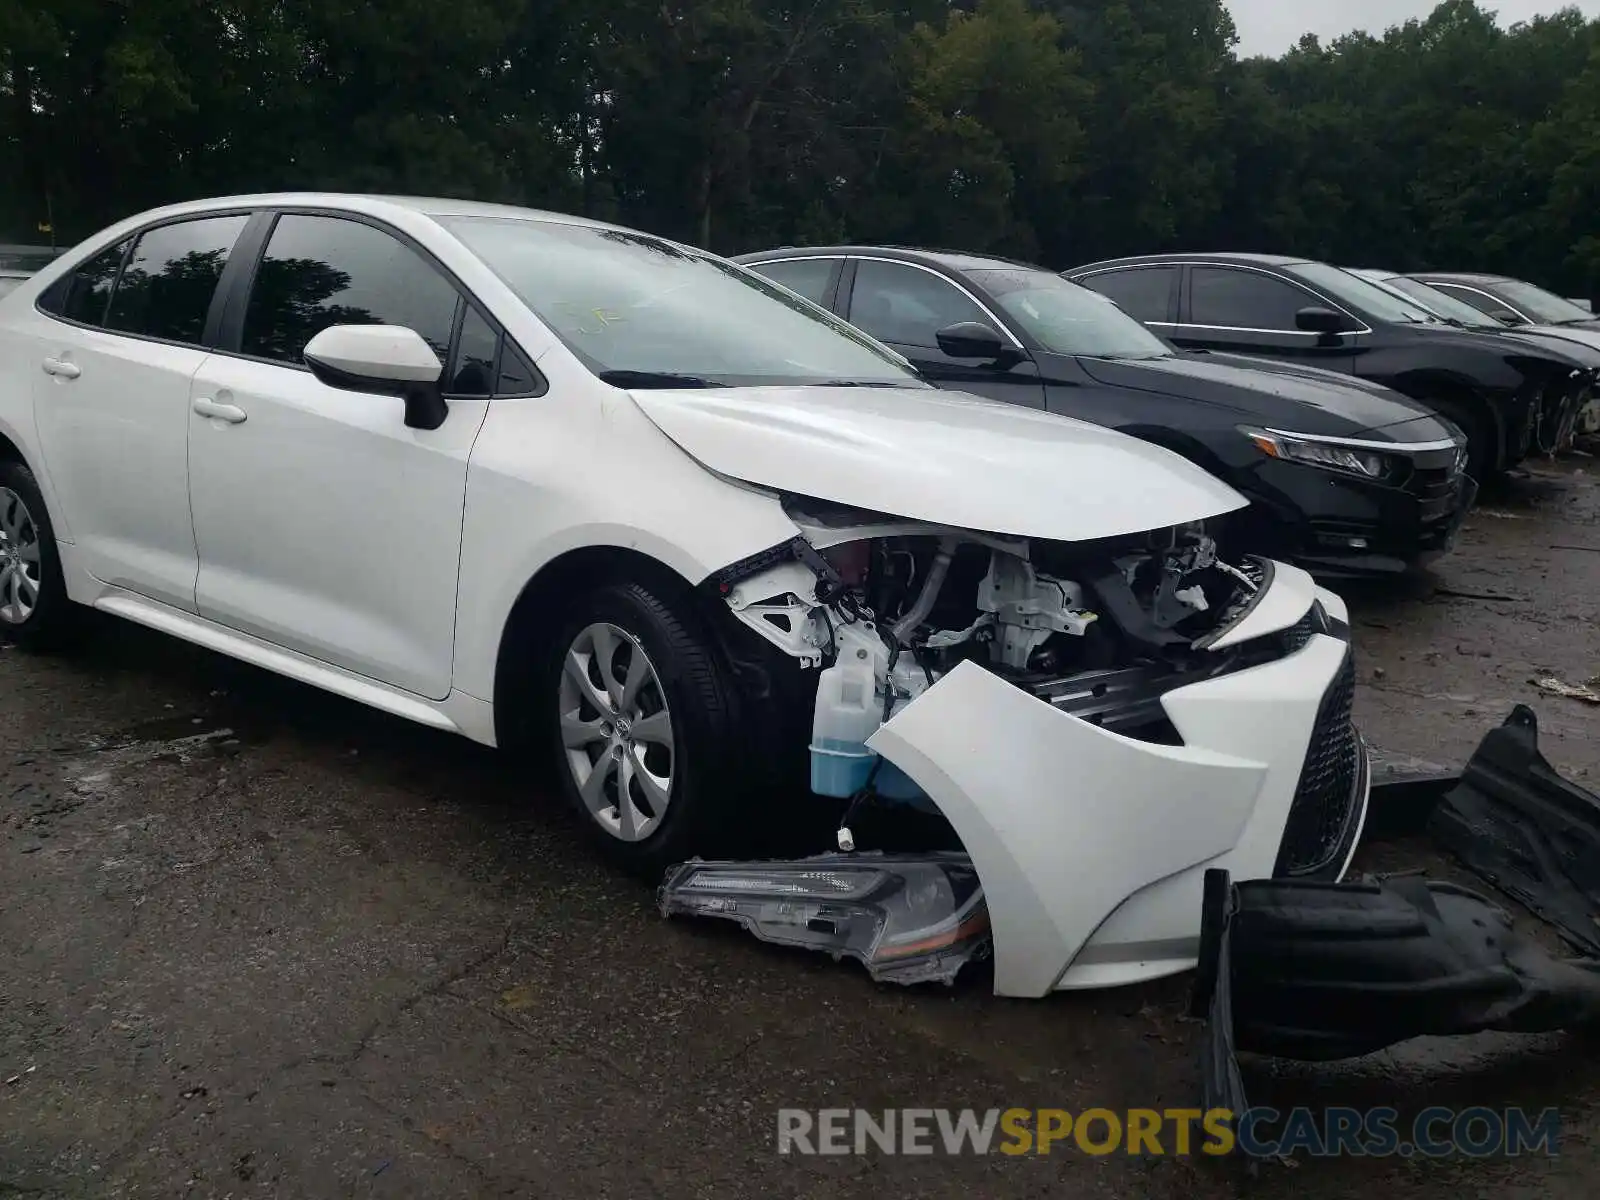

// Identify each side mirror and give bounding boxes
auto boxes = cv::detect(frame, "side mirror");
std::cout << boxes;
[303,324,449,430]
[1294,306,1350,334]
[1492,308,1529,326]
[936,321,1008,361]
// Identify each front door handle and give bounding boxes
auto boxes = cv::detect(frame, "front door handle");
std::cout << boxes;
[41,358,80,379]
[192,397,248,425]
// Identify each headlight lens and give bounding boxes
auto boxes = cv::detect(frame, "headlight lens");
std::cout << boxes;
[1240,427,1395,480]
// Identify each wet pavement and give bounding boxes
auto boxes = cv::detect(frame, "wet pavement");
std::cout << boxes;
[3,458,1600,1198]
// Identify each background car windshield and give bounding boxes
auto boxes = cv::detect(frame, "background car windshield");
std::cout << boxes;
[970,269,1171,359]
[1294,262,1437,324]
[439,217,923,386]
[1378,275,1501,327]
[1489,278,1595,324]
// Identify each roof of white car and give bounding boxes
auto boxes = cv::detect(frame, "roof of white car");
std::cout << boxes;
[123,192,620,231]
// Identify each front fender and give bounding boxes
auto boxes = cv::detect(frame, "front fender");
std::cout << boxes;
[450,390,802,703]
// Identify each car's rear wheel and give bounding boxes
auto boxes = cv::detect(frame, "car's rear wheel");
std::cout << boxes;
[0,461,75,651]
[544,578,748,877]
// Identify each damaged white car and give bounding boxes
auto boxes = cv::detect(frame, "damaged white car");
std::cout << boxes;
[0,195,1367,998]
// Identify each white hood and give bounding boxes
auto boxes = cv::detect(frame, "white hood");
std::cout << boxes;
[628,385,1246,542]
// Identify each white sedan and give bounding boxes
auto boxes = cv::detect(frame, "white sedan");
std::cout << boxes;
[0,194,1367,996]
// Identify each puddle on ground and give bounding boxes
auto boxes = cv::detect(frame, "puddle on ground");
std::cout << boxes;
[60,726,239,799]
[107,713,230,745]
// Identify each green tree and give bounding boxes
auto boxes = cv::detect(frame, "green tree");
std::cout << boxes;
[5,0,1600,298]
[857,0,1090,258]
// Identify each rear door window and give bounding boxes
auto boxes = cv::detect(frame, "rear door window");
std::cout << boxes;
[39,240,132,327]
[104,215,250,345]
[746,258,840,306]
[1078,267,1177,323]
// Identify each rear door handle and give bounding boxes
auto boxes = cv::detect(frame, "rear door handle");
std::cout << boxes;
[192,397,248,424]
[41,358,80,379]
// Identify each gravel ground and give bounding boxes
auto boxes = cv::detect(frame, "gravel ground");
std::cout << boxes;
[3,457,1600,1198]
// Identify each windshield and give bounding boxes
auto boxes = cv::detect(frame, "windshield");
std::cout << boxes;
[969,268,1171,360]
[1292,262,1439,324]
[1368,274,1503,327]
[1484,278,1595,325]
[438,217,925,388]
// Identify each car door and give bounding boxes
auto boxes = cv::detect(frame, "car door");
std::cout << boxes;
[842,258,1046,407]
[30,213,251,611]
[1171,265,1360,372]
[187,211,500,700]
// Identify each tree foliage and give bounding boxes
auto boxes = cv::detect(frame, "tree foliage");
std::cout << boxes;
[3,0,1600,294]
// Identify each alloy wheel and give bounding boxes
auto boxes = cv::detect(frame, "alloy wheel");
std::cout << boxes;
[557,621,676,842]
[0,488,41,626]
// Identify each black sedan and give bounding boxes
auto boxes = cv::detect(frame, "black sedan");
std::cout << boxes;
[1349,268,1600,452]
[733,246,1471,578]
[1065,253,1595,481]
[1404,271,1600,333]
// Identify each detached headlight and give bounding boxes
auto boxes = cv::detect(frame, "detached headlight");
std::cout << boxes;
[1240,427,1396,480]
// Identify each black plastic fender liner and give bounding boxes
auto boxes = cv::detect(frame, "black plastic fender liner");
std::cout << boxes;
[1361,743,1462,839]
[1191,868,1600,1112]
[1428,704,1600,957]
[1192,869,1249,1120]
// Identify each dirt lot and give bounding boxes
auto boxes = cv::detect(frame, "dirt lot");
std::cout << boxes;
[3,458,1600,1199]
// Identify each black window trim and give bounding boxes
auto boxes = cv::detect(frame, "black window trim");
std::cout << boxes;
[1070,263,1182,324]
[843,254,1027,350]
[34,208,261,350]
[220,206,548,400]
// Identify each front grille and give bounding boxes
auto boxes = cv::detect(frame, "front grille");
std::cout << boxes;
[1280,611,1318,654]
[1274,645,1363,878]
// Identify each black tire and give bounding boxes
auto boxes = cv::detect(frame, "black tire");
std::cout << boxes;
[542,577,750,878]
[0,459,78,651]
[1427,396,1495,483]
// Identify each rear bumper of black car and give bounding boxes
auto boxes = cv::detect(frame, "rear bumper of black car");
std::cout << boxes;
[1242,443,1474,577]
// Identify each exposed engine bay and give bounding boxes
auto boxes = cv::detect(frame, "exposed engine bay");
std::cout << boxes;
[713,496,1296,803]
[665,494,1367,1000]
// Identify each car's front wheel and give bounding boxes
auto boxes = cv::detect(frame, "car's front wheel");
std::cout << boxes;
[1427,396,1496,483]
[544,578,748,877]
[0,460,76,651]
